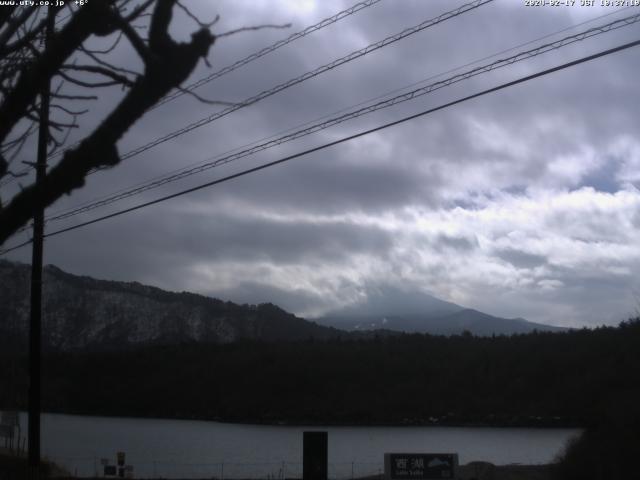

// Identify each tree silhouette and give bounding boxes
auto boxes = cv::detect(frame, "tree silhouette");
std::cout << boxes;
[0,0,221,245]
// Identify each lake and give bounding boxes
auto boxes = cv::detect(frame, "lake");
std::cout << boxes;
[14,413,579,478]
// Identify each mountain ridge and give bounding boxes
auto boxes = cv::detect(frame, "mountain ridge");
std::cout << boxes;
[317,310,566,336]
[0,260,342,351]
[0,260,565,351]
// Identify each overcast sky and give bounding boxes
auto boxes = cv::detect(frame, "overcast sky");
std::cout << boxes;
[4,0,640,327]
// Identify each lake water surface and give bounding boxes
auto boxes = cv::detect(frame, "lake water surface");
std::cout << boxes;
[17,413,579,478]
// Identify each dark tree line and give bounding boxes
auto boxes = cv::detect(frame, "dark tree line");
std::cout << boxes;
[1,318,639,428]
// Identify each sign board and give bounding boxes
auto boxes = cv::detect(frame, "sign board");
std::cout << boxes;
[100,458,110,466]
[117,451,126,466]
[104,465,117,476]
[384,453,458,480]
[0,411,19,427]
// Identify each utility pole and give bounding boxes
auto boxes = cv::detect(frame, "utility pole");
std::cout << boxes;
[28,7,54,479]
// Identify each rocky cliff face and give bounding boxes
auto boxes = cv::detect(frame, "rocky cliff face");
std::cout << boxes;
[0,260,339,351]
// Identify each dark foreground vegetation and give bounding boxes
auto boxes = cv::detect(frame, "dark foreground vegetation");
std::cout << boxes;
[1,320,640,479]
[0,451,69,480]
[553,412,640,480]
[0,455,557,480]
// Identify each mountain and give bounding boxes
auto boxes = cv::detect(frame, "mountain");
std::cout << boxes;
[0,261,564,351]
[316,285,565,336]
[0,260,342,351]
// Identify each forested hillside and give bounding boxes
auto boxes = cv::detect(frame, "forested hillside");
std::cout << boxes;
[1,320,639,427]
[0,260,343,350]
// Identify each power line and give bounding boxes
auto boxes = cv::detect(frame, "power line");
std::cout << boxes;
[38,12,640,226]
[5,0,490,207]
[99,0,495,165]
[39,5,637,221]
[0,0,491,193]
[151,0,384,110]
[40,0,385,165]
[2,37,638,256]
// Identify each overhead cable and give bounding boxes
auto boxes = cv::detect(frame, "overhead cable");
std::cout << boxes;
[38,5,637,220]
[40,12,640,225]
[106,0,495,164]
[2,37,639,256]
[39,0,385,166]
[151,0,384,110]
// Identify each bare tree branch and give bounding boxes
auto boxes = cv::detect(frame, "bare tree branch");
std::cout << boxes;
[0,6,18,30]
[0,1,119,144]
[79,44,141,77]
[175,85,235,106]
[176,1,219,29]
[0,16,48,57]
[123,0,156,22]
[61,64,136,87]
[82,31,124,55]
[217,23,291,39]
[0,7,38,53]
[50,104,89,116]
[114,15,153,63]
[0,0,216,244]
[57,70,126,89]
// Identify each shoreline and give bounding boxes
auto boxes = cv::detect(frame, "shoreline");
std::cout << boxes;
[1,450,559,480]
[5,408,585,430]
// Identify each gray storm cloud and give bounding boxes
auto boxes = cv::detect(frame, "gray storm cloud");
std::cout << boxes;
[5,0,640,327]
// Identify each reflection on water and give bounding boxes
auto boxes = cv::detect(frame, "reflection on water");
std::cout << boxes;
[17,413,579,478]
